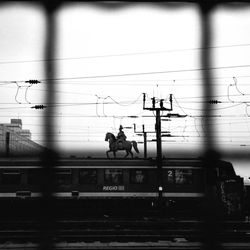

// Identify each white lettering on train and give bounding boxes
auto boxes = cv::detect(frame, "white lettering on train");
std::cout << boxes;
[103,186,125,191]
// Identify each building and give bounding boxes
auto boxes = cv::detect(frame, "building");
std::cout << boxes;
[0,119,44,156]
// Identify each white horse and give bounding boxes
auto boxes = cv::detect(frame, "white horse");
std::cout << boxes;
[105,132,139,158]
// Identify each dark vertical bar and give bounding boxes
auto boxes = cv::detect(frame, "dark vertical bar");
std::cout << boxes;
[44,3,57,147]
[6,132,10,157]
[201,3,214,151]
[200,2,222,250]
[142,125,147,159]
[39,2,59,250]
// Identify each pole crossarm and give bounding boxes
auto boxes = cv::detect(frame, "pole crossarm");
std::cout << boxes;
[143,93,173,111]
[134,124,170,134]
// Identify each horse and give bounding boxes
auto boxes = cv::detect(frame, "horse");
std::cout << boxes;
[105,132,139,158]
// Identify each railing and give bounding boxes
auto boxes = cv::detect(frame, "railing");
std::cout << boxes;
[0,1,249,250]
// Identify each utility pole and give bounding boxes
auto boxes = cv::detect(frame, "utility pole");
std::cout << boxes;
[134,124,147,159]
[143,93,173,208]
[134,123,171,160]
[156,109,162,162]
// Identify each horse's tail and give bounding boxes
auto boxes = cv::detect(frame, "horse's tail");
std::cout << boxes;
[132,141,139,154]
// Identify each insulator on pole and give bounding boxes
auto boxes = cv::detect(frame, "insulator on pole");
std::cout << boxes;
[160,99,164,109]
[208,100,221,104]
[31,105,46,109]
[152,97,156,109]
[25,80,41,84]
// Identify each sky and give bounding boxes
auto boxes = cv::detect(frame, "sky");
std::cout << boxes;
[0,3,250,181]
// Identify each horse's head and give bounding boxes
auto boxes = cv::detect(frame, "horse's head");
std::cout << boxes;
[105,133,109,141]
[105,132,115,141]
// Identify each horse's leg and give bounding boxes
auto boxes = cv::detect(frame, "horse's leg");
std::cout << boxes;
[128,144,133,158]
[106,150,110,158]
[130,150,133,158]
[113,151,116,158]
[124,150,129,158]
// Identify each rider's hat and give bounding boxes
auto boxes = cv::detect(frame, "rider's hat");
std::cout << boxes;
[119,125,123,130]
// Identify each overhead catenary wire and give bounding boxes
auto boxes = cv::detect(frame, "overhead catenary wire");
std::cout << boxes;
[1,92,250,106]
[1,42,250,65]
[35,63,250,81]
[2,63,250,84]
[3,75,250,85]
[4,138,250,145]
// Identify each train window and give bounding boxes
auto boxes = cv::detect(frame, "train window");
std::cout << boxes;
[104,169,123,185]
[175,169,193,185]
[130,170,147,184]
[167,170,175,184]
[1,169,21,185]
[54,169,72,185]
[79,169,97,184]
[28,169,42,185]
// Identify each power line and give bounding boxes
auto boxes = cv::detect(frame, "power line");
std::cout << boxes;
[1,75,250,89]
[2,75,246,85]
[31,130,250,136]
[0,101,142,110]
[0,94,249,105]
[0,113,250,120]
[172,102,243,112]
[37,64,250,81]
[1,42,250,65]
[3,138,250,144]
[2,63,250,84]
[176,93,250,100]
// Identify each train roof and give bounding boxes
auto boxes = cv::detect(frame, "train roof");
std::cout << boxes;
[0,157,228,168]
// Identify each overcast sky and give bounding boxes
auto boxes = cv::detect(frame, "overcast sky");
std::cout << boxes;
[0,3,250,180]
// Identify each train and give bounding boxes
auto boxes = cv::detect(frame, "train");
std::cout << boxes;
[0,157,245,216]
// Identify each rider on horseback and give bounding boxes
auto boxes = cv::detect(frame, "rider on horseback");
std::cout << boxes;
[117,125,126,148]
[105,131,139,158]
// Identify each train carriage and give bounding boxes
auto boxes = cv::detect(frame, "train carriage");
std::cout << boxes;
[0,157,244,215]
